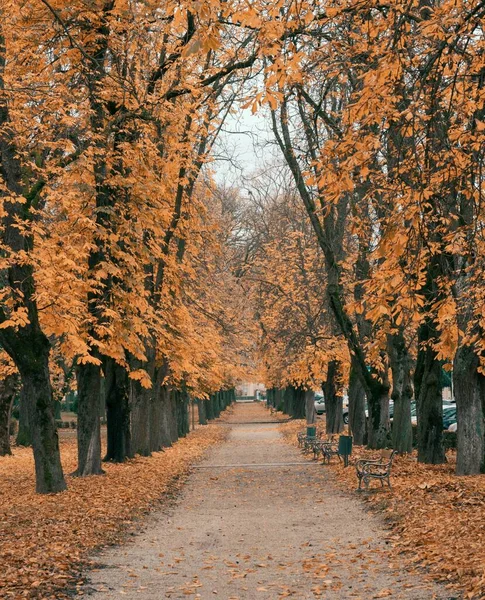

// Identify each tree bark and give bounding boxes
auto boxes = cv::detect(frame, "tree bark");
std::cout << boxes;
[130,379,151,457]
[324,360,343,434]
[389,334,413,454]
[205,393,215,421]
[305,390,316,424]
[104,357,131,462]
[453,345,485,475]
[75,362,103,475]
[176,390,190,438]
[197,399,207,425]
[348,357,366,445]
[155,383,172,448]
[130,349,156,457]
[16,389,31,447]
[150,386,164,451]
[414,319,446,464]
[169,389,179,442]
[366,373,391,450]
[0,373,17,456]
[283,386,293,417]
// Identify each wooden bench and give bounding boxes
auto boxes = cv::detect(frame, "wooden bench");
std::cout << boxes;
[356,449,397,490]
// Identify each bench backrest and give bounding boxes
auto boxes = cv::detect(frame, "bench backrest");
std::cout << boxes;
[380,449,397,465]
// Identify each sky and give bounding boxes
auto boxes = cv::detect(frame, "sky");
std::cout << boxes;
[212,106,276,188]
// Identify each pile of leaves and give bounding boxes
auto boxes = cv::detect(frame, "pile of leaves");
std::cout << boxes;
[280,420,485,599]
[0,425,227,599]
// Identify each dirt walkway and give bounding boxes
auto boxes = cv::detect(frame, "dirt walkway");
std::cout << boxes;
[81,403,449,599]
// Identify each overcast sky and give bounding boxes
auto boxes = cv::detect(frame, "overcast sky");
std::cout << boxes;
[212,107,276,188]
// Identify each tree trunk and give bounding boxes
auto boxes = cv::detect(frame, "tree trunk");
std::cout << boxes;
[275,388,284,410]
[104,357,131,462]
[366,373,391,450]
[156,383,172,448]
[215,391,222,417]
[150,387,163,451]
[305,390,316,425]
[292,386,306,419]
[130,350,156,457]
[150,361,170,451]
[0,373,17,456]
[176,390,190,438]
[13,336,67,493]
[348,357,366,445]
[130,379,151,457]
[75,362,103,475]
[414,321,445,464]
[197,399,207,425]
[389,334,413,454]
[205,393,215,421]
[16,386,31,447]
[324,360,343,434]
[454,345,485,475]
[283,386,291,415]
[169,389,179,441]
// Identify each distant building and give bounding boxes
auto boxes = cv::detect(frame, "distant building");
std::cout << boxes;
[236,381,266,399]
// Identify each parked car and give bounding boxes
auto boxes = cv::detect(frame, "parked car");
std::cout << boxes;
[315,394,349,418]
[314,394,325,415]
[342,396,357,425]
[343,400,416,425]
[340,399,454,428]
[442,405,457,430]
[410,403,417,425]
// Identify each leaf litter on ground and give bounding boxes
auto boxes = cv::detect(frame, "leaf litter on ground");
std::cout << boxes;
[280,418,485,600]
[0,424,227,599]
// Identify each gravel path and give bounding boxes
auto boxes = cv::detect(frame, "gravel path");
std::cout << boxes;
[80,403,449,599]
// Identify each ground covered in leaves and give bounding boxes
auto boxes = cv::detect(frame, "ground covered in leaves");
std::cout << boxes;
[0,424,227,599]
[80,402,445,600]
[280,417,485,600]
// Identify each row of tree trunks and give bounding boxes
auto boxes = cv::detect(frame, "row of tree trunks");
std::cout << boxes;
[283,386,306,419]
[11,365,234,482]
[267,388,284,410]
